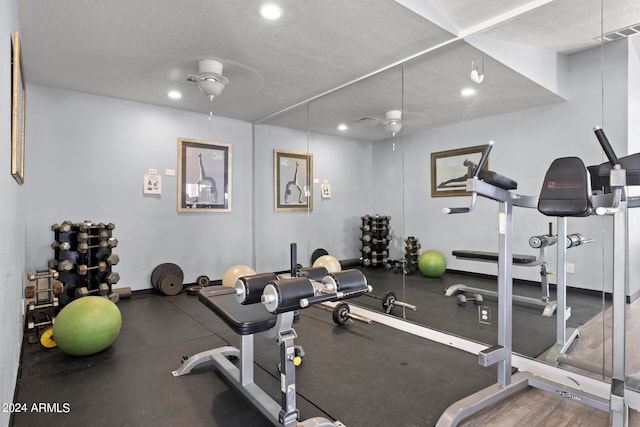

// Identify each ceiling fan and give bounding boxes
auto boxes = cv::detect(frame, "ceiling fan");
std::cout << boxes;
[183,59,230,101]
[352,110,403,136]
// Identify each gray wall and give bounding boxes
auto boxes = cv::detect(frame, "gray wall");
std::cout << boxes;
[1,0,26,424]
[24,87,374,288]
[374,39,631,292]
[25,86,254,287]
[254,124,373,272]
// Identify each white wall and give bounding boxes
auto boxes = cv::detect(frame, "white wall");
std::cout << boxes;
[25,86,254,288]
[373,39,630,292]
[1,0,26,425]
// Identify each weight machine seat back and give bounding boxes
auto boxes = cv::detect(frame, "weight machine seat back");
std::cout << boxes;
[538,157,593,217]
[589,152,640,191]
[199,286,278,335]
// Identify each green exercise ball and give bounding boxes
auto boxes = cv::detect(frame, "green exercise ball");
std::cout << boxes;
[53,296,122,356]
[418,250,447,277]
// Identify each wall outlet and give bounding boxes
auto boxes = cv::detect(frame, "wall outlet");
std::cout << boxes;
[567,263,575,274]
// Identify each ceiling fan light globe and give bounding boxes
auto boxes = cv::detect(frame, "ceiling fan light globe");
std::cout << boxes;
[197,78,226,98]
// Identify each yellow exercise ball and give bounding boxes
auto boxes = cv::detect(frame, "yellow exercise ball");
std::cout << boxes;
[222,265,256,287]
[312,255,342,273]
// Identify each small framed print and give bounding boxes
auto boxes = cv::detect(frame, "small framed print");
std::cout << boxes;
[431,144,489,197]
[178,138,231,212]
[274,149,313,212]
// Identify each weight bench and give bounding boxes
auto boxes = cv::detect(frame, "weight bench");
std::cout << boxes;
[173,254,371,427]
[445,245,557,317]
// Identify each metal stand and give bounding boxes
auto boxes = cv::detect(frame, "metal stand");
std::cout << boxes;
[173,308,343,427]
[436,141,615,426]
[544,217,605,374]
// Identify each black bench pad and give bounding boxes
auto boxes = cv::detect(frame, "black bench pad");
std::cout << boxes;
[199,286,277,335]
[452,250,537,265]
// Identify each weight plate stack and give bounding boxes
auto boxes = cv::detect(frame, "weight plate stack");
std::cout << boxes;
[151,263,184,296]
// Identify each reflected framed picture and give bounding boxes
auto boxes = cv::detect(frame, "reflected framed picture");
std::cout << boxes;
[274,149,313,212]
[177,138,231,212]
[11,31,26,185]
[431,144,489,197]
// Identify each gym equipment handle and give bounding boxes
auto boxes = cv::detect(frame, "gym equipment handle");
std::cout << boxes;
[392,300,417,311]
[593,126,620,167]
[474,140,494,178]
[300,286,372,308]
[443,207,470,214]
[443,193,477,215]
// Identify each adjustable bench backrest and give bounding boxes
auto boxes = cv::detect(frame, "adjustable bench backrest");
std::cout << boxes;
[538,157,592,217]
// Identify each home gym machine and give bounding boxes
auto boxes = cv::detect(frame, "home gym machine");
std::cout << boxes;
[436,129,629,426]
[445,224,591,316]
[444,224,558,316]
[172,244,372,427]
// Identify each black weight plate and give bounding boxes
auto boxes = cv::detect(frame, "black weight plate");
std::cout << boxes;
[382,291,396,313]
[332,302,350,325]
[310,248,329,265]
[151,263,184,290]
[196,275,210,287]
[159,274,183,296]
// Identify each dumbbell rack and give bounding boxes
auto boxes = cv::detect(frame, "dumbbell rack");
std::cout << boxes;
[359,214,391,268]
[23,270,61,345]
[49,220,120,305]
[392,236,421,274]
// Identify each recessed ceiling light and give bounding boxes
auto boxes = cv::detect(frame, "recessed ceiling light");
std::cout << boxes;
[337,123,349,131]
[168,90,182,100]
[460,87,476,97]
[260,4,283,20]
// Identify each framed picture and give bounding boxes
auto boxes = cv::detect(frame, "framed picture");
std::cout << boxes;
[431,144,489,197]
[274,149,313,211]
[11,31,26,185]
[177,138,231,212]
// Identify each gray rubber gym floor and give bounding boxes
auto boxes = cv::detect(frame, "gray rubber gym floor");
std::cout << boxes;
[11,270,603,427]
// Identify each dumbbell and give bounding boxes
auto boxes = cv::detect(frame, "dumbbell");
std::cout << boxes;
[457,293,484,306]
[371,238,390,246]
[79,222,115,231]
[77,261,108,275]
[364,291,417,313]
[77,230,110,242]
[331,302,372,325]
[106,253,120,266]
[51,241,71,251]
[105,272,120,285]
[75,283,110,297]
[360,245,372,253]
[51,221,73,233]
[78,238,118,253]
[27,270,59,281]
[56,259,74,271]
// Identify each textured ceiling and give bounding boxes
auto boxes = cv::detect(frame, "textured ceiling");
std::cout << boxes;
[16,0,640,141]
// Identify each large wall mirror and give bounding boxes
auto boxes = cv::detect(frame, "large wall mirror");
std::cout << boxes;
[253,0,640,402]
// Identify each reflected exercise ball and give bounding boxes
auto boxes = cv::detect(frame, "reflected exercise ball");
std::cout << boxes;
[418,250,447,277]
[52,296,122,356]
[312,255,342,273]
[222,264,256,287]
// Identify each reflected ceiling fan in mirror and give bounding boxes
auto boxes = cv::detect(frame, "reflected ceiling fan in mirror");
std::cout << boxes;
[349,109,403,138]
